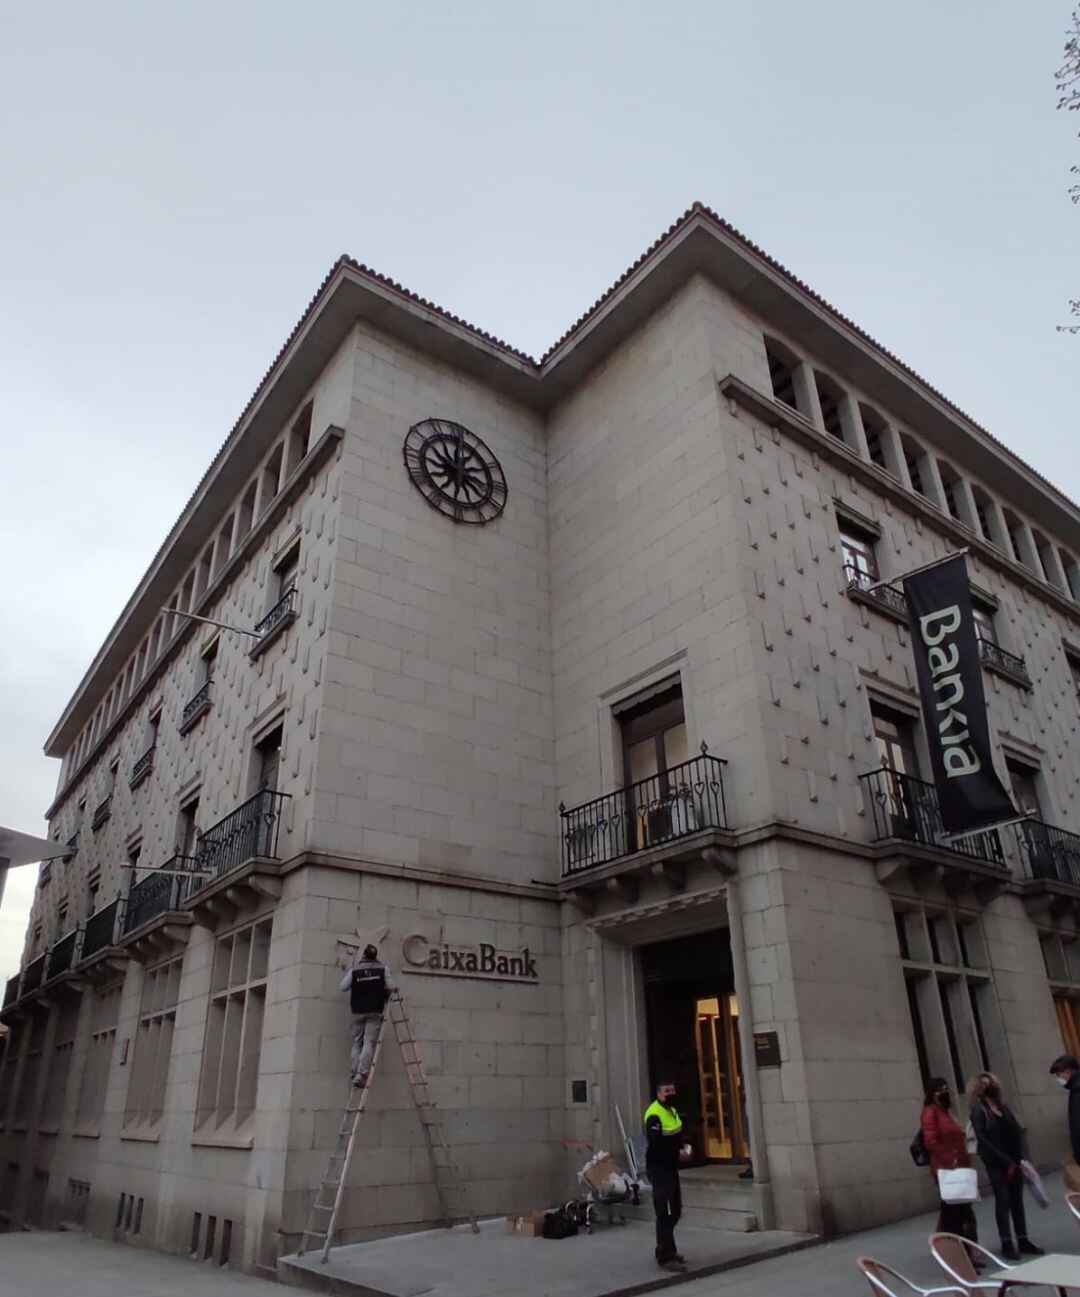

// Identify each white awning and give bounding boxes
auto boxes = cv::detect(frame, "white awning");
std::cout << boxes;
[0,825,70,868]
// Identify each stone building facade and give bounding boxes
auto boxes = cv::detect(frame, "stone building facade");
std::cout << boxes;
[3,204,1080,1268]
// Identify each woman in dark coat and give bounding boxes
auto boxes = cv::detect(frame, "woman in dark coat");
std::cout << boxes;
[920,1076,978,1246]
[967,1071,1042,1262]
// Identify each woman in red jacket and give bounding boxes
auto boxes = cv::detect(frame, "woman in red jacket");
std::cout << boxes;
[921,1076,978,1247]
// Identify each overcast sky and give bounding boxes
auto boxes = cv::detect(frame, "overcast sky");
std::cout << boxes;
[0,1,1076,983]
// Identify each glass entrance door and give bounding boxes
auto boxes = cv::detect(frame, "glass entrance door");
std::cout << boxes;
[693,994,748,1162]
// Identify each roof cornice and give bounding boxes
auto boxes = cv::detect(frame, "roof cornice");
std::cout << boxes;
[44,204,1079,761]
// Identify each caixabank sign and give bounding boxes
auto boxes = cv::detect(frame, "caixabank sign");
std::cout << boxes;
[401,933,539,983]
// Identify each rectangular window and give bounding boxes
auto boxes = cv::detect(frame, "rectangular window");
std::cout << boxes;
[0,1026,21,1124]
[196,918,272,1128]
[1041,932,1080,1059]
[971,598,997,646]
[85,870,101,919]
[254,724,284,793]
[1066,649,1080,704]
[41,1003,80,1128]
[814,374,845,441]
[765,344,798,409]
[617,683,688,852]
[859,405,891,473]
[837,516,880,589]
[273,538,300,602]
[76,983,122,1127]
[14,1017,46,1125]
[1006,758,1042,819]
[176,796,200,859]
[871,702,919,778]
[201,637,218,686]
[970,487,995,542]
[895,907,1004,1091]
[125,957,182,1126]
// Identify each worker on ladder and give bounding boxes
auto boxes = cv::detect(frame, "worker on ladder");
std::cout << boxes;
[340,943,396,1088]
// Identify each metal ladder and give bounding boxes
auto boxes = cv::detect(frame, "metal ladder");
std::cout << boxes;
[297,989,478,1263]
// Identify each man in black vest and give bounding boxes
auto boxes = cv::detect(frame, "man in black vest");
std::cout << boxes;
[339,944,396,1087]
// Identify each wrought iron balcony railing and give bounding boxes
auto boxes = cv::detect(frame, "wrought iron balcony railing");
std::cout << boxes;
[3,973,20,1008]
[46,928,80,982]
[81,897,121,960]
[124,856,198,933]
[859,766,1006,867]
[1014,819,1080,887]
[977,637,1032,686]
[845,569,910,620]
[189,788,289,894]
[22,952,47,996]
[91,795,112,829]
[559,749,728,877]
[130,745,155,787]
[180,680,212,732]
[251,588,297,655]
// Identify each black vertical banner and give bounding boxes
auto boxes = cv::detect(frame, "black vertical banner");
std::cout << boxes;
[903,554,1014,835]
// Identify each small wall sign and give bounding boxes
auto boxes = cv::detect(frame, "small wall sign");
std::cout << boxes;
[753,1030,781,1068]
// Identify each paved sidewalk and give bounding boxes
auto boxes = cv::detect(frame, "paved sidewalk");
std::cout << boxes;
[279,1217,813,1297]
[676,1170,1077,1296]
[0,1228,272,1297]
[2,1173,1078,1297]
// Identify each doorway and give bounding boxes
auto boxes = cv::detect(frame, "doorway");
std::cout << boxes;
[641,930,748,1167]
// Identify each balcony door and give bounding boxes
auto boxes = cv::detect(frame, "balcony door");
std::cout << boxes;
[619,685,688,852]
[872,704,919,778]
[870,702,933,841]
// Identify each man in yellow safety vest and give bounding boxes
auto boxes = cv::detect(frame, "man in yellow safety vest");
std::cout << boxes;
[643,1079,690,1273]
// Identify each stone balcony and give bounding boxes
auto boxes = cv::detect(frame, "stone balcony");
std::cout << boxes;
[557,747,732,899]
[183,788,289,925]
[179,681,212,735]
[1011,818,1080,924]
[859,765,1010,903]
[249,588,298,660]
[120,855,199,959]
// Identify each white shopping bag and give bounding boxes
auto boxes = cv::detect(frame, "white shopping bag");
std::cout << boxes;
[937,1167,979,1203]
[1020,1160,1050,1208]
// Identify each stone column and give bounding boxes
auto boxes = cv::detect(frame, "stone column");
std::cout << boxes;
[838,392,871,460]
[917,452,949,513]
[981,496,1012,554]
[952,476,982,535]
[792,362,824,432]
[879,422,913,490]
[1035,535,1069,592]
[1010,517,1043,573]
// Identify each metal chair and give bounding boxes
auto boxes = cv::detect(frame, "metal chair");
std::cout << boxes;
[857,1256,966,1297]
[1066,1191,1080,1224]
[928,1233,1013,1295]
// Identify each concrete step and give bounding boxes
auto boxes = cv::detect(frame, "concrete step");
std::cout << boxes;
[679,1177,756,1215]
[618,1198,758,1233]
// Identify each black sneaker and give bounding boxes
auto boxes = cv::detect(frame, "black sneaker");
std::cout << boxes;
[1001,1242,1021,1263]
[1017,1239,1044,1256]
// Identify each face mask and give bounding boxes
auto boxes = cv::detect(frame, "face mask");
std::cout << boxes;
[937,1092,952,1109]
[1058,1077,1070,1088]
[983,1084,1000,1101]
[661,1092,676,1105]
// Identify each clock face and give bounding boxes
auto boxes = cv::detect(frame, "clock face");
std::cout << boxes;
[403,418,507,524]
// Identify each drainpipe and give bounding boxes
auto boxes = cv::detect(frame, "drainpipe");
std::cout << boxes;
[725,872,775,1231]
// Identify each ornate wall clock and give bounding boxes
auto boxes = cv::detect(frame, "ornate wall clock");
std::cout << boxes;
[402,418,507,524]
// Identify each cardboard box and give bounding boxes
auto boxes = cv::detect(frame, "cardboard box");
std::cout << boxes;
[505,1211,547,1238]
